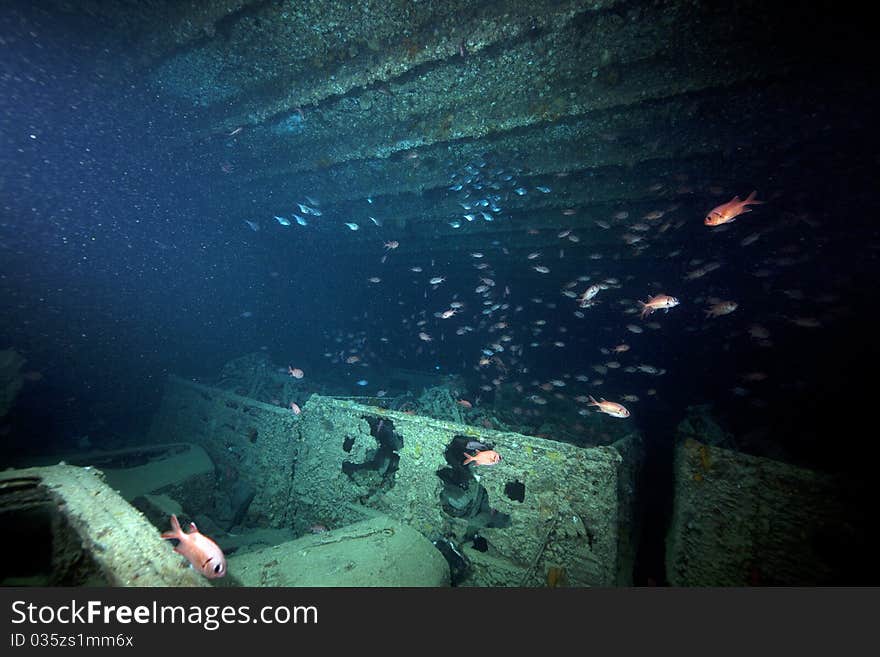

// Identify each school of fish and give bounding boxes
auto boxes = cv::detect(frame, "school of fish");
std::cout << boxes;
[244,157,829,453]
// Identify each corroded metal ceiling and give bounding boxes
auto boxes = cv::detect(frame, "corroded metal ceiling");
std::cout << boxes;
[49,0,867,253]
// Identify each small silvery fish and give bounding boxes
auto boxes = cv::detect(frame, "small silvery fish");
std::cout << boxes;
[345,223,359,231]
[294,214,308,226]
[275,216,291,226]
[295,203,321,216]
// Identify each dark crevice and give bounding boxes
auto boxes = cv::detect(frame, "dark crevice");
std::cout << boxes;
[436,436,510,530]
[341,416,402,488]
[504,480,525,503]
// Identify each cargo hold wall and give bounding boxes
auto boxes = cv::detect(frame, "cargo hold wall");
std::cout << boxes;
[148,376,642,586]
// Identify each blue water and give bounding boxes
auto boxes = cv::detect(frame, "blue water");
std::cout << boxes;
[0,1,876,585]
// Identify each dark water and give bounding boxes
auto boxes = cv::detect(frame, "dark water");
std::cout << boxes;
[1,2,877,584]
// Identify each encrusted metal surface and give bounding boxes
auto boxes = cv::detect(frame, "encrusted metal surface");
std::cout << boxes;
[666,438,864,586]
[33,1,859,256]
[0,463,209,587]
[149,375,642,586]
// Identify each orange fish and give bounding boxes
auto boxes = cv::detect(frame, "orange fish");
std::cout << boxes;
[638,294,679,319]
[462,449,502,466]
[161,514,226,579]
[587,395,630,418]
[704,191,764,226]
[457,399,473,409]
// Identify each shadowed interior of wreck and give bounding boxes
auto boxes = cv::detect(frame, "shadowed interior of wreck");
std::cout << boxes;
[0,0,876,586]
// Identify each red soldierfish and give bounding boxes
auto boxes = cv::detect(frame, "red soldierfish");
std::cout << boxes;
[161,514,227,579]
[462,449,502,466]
[704,191,764,226]
[638,294,680,319]
[587,395,630,418]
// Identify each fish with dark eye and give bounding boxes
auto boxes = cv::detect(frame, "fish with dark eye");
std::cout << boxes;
[704,191,764,226]
[638,294,679,319]
[587,396,630,418]
[161,515,226,579]
[462,449,502,466]
[578,284,602,306]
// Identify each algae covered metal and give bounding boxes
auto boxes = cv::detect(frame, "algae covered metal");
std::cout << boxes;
[230,514,450,587]
[0,463,208,587]
[666,438,866,586]
[149,375,643,586]
[149,376,298,528]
